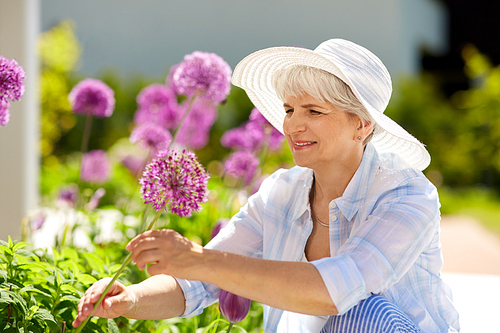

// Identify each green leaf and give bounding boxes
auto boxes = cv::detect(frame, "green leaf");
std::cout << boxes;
[33,308,58,327]
[76,273,97,286]
[7,236,13,249]
[2,289,28,315]
[19,285,52,298]
[107,318,120,333]
[12,241,30,253]
[82,253,105,274]
[61,247,79,262]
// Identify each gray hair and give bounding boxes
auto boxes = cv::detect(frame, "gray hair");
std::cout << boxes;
[272,65,376,144]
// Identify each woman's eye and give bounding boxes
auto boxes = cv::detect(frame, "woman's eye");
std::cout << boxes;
[310,110,321,114]
[285,109,293,114]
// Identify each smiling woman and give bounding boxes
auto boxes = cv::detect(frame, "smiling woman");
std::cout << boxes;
[74,39,460,333]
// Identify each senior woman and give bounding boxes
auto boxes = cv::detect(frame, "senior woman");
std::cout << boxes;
[73,39,460,333]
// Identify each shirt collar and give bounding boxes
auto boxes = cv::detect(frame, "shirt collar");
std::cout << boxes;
[335,142,380,221]
[285,142,381,223]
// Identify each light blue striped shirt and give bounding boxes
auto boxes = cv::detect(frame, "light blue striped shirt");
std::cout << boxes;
[176,143,460,333]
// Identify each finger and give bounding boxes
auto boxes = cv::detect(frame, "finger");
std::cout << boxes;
[129,232,168,264]
[134,248,162,271]
[126,230,157,251]
[127,229,175,251]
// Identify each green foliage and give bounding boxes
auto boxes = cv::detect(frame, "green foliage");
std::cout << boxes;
[0,235,264,332]
[387,46,500,191]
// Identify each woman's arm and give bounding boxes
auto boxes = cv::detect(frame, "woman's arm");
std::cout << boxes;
[73,274,185,328]
[127,229,338,316]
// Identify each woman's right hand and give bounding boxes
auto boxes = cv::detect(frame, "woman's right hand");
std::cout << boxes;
[72,277,136,328]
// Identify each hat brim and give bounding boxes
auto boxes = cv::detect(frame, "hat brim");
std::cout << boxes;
[232,46,430,171]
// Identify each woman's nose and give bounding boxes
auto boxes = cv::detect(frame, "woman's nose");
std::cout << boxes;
[284,112,306,134]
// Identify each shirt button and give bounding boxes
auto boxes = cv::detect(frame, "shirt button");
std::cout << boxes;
[331,216,338,222]
[330,202,337,208]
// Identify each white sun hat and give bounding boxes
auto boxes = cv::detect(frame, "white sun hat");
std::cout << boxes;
[231,38,430,171]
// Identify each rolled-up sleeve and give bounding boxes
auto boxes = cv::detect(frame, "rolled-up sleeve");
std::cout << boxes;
[311,177,439,314]
[175,171,284,317]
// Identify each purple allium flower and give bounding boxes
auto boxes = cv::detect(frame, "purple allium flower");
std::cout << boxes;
[87,188,106,210]
[134,83,180,129]
[0,100,10,127]
[171,51,232,103]
[224,150,259,186]
[219,290,251,323]
[69,78,115,117]
[221,108,284,152]
[175,99,218,150]
[211,218,229,240]
[130,123,172,155]
[57,184,78,208]
[220,126,254,150]
[81,150,112,184]
[0,56,25,103]
[166,63,180,92]
[30,211,47,231]
[139,149,210,217]
[246,108,285,151]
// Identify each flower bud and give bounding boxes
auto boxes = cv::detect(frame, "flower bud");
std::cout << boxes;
[219,290,251,323]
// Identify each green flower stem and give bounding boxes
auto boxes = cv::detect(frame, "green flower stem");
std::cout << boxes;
[81,112,93,154]
[169,93,198,148]
[226,322,234,333]
[74,208,163,333]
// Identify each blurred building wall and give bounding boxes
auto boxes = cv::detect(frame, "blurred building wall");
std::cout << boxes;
[41,0,448,78]
[0,0,40,241]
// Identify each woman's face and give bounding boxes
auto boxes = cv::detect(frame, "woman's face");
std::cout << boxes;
[282,93,361,171]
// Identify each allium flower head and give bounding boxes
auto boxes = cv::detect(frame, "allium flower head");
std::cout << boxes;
[139,149,209,217]
[175,99,218,150]
[30,211,47,231]
[0,56,25,103]
[0,100,10,127]
[166,63,180,91]
[220,126,253,150]
[219,290,251,323]
[81,150,112,184]
[172,51,232,103]
[87,188,106,210]
[57,184,78,208]
[130,123,172,154]
[221,108,284,152]
[134,83,180,129]
[224,150,259,186]
[246,108,285,151]
[69,78,115,117]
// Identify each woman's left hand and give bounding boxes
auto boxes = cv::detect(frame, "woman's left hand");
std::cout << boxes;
[126,229,205,279]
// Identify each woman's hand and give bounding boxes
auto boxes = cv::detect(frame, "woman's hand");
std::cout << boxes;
[72,278,136,328]
[126,229,205,279]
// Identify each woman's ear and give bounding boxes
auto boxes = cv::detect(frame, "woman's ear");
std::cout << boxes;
[354,117,373,142]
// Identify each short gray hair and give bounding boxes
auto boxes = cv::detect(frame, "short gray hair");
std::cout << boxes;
[272,65,376,144]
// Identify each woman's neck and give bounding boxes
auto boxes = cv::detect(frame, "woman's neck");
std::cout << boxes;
[312,153,363,203]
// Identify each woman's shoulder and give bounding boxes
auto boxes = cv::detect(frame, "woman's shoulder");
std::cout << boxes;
[368,151,437,202]
[253,166,312,205]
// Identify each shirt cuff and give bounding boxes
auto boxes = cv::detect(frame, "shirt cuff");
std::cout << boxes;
[174,278,207,317]
[311,254,369,314]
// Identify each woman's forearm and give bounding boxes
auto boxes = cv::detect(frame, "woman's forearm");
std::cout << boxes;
[125,274,186,320]
[200,249,338,316]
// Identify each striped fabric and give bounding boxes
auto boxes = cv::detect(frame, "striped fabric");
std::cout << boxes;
[320,295,420,333]
[175,143,460,333]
